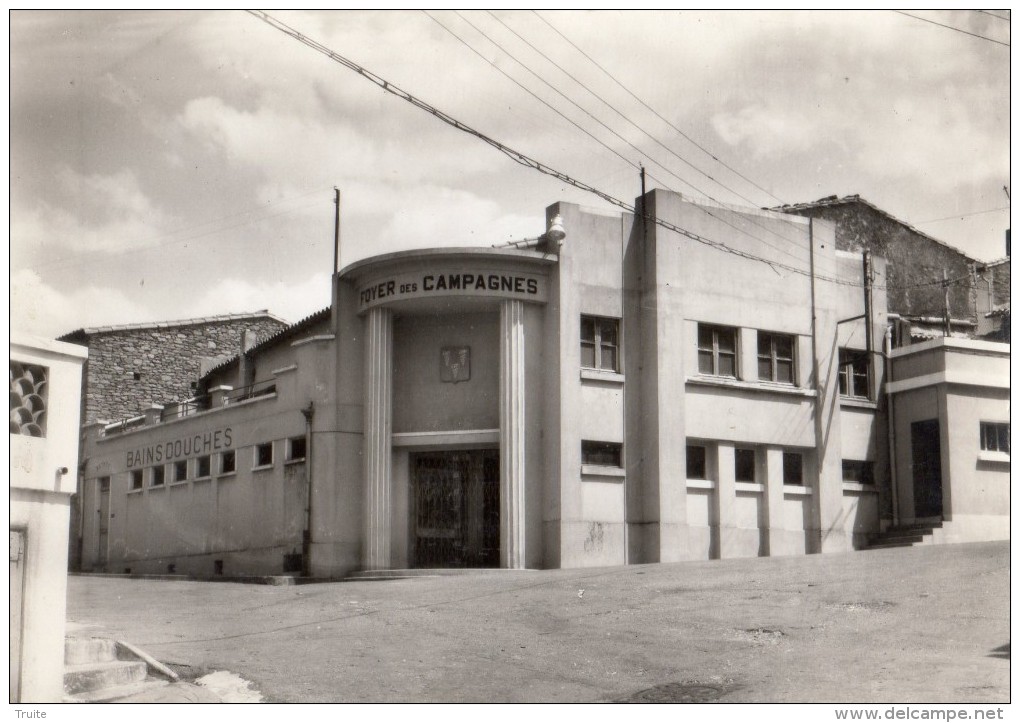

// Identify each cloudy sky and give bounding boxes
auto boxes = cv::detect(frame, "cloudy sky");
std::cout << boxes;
[10,10,1010,337]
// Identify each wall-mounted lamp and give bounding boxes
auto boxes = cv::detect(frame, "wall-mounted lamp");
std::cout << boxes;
[496,214,566,251]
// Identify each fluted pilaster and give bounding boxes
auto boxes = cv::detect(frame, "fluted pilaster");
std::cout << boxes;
[500,299,526,568]
[363,307,393,569]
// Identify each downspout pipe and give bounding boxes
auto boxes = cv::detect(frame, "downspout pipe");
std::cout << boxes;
[883,327,899,528]
[301,402,315,577]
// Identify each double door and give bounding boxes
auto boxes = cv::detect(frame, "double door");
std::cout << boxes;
[412,450,499,568]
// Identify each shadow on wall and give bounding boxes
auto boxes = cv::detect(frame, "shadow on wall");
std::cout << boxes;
[988,643,1009,660]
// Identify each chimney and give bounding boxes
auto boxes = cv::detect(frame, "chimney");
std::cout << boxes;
[237,329,259,389]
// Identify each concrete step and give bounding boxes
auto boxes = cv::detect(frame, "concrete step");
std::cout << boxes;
[867,540,919,550]
[65,636,118,665]
[64,660,147,695]
[64,678,169,703]
[347,568,532,580]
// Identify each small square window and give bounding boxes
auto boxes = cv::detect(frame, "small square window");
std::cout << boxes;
[842,460,874,485]
[132,371,142,381]
[151,465,165,487]
[196,455,211,478]
[580,315,620,372]
[980,422,1010,454]
[287,436,307,462]
[735,448,756,482]
[686,445,707,480]
[130,470,143,490]
[783,452,803,486]
[697,324,737,378]
[255,442,274,468]
[757,332,796,384]
[173,460,188,483]
[581,440,622,467]
[220,450,236,475]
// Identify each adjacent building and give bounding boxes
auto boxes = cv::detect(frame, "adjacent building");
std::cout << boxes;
[10,334,87,702]
[75,190,1009,578]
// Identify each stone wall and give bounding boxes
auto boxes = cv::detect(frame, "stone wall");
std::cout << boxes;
[782,200,977,321]
[76,317,287,423]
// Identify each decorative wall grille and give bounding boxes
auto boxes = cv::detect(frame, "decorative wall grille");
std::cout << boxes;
[10,361,48,437]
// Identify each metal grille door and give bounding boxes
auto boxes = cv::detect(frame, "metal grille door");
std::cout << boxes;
[412,451,499,568]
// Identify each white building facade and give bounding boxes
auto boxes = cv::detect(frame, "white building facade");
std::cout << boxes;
[77,191,1007,578]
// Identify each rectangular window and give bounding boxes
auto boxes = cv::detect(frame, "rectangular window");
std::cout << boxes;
[581,440,622,467]
[255,442,274,468]
[783,452,803,486]
[287,436,307,462]
[697,324,737,377]
[173,460,188,483]
[196,455,211,478]
[980,422,1010,454]
[220,450,236,475]
[99,476,111,492]
[842,460,875,485]
[686,445,707,480]
[151,465,165,487]
[130,469,143,490]
[580,315,620,372]
[757,332,795,384]
[838,349,870,399]
[735,448,756,482]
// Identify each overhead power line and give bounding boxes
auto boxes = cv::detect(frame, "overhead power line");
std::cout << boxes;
[486,11,760,208]
[975,9,1010,22]
[915,205,1011,224]
[433,11,834,276]
[532,10,785,205]
[893,10,1010,47]
[247,10,954,292]
[423,11,641,177]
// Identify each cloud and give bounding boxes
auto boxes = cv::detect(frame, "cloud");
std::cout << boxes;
[10,269,153,338]
[175,272,333,325]
[12,168,171,263]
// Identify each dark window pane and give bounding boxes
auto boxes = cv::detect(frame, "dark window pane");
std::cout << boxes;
[698,350,714,374]
[600,345,617,372]
[698,325,714,350]
[777,360,794,384]
[174,461,188,482]
[599,319,618,346]
[152,466,164,486]
[581,342,596,369]
[783,452,803,485]
[717,329,735,353]
[256,443,273,467]
[718,353,736,377]
[221,450,236,474]
[686,445,707,479]
[131,470,143,490]
[197,456,211,478]
[735,449,756,482]
[580,316,595,342]
[775,335,793,358]
[582,440,622,467]
[289,437,307,461]
[998,426,1010,454]
[758,358,773,380]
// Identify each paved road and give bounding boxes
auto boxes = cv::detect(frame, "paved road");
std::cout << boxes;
[67,542,1009,703]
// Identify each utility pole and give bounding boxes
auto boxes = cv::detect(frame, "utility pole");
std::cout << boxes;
[863,251,874,358]
[942,269,951,337]
[639,164,647,236]
[332,187,341,275]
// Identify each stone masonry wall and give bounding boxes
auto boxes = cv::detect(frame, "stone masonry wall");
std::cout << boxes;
[79,317,287,423]
[783,202,977,321]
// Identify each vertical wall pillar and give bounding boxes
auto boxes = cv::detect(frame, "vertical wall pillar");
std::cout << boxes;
[500,299,526,569]
[716,442,736,558]
[764,447,785,556]
[363,307,393,570]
